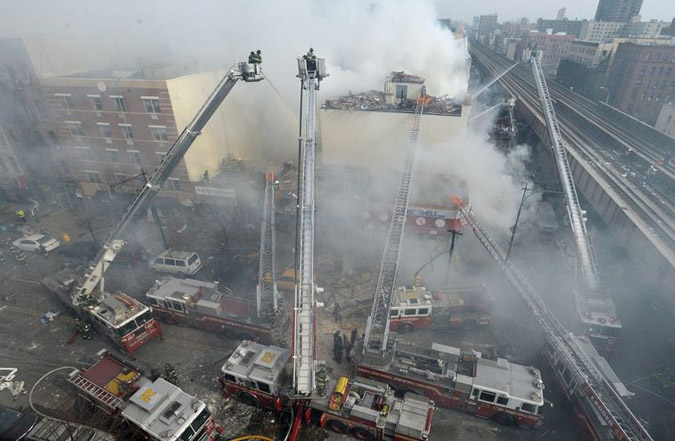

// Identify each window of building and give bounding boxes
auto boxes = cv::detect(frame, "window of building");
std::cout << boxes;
[641,93,646,101]
[110,95,126,112]
[167,178,181,191]
[639,67,646,76]
[56,94,72,110]
[661,81,666,90]
[68,122,84,136]
[0,157,7,172]
[128,150,141,164]
[645,80,650,88]
[395,85,407,102]
[98,123,111,138]
[107,149,120,162]
[658,67,664,76]
[667,68,672,77]
[119,124,133,139]
[651,66,656,76]
[150,126,168,141]
[76,147,93,161]
[88,95,103,111]
[87,171,102,184]
[656,94,661,102]
[7,157,20,173]
[635,79,641,87]
[142,97,161,113]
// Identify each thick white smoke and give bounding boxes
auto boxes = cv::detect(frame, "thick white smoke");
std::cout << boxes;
[3,0,469,100]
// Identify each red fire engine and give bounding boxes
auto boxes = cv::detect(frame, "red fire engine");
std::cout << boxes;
[352,341,544,428]
[68,349,219,441]
[43,270,162,354]
[388,285,494,333]
[219,340,435,441]
[145,277,288,343]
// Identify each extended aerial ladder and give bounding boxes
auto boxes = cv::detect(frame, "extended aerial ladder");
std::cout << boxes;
[73,60,264,306]
[257,170,278,318]
[529,53,620,347]
[292,52,328,396]
[363,88,427,355]
[452,195,653,441]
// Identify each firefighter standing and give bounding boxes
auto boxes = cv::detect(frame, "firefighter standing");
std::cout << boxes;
[76,320,92,340]
[16,209,26,223]
[164,363,179,386]
[332,330,343,364]
[332,302,341,323]
[248,49,262,64]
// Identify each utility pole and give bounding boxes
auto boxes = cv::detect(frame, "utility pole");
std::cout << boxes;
[507,183,528,258]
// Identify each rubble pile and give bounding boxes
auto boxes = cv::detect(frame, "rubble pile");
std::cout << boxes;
[389,71,425,83]
[323,91,462,116]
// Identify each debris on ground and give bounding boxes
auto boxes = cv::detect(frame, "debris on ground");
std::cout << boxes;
[40,310,61,323]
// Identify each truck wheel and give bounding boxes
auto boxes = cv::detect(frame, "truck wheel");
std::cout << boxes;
[493,411,516,426]
[239,392,260,408]
[325,419,348,434]
[351,427,375,441]
[164,315,177,325]
[398,323,414,334]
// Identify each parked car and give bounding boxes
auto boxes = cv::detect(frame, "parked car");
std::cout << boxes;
[0,406,37,441]
[12,234,60,253]
[0,406,115,441]
[149,249,202,276]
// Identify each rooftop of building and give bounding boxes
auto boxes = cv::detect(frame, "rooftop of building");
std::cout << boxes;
[323,91,463,116]
[389,71,425,84]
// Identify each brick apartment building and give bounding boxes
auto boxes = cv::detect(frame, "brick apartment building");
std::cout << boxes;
[607,43,675,125]
[517,31,575,75]
[0,38,59,201]
[40,72,191,200]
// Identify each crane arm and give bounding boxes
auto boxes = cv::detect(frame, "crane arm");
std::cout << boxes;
[452,196,652,441]
[74,60,263,304]
[530,55,601,294]
[363,90,426,354]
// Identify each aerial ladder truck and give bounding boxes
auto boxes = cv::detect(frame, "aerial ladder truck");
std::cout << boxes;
[361,88,428,356]
[529,52,621,352]
[451,195,653,441]
[219,51,435,441]
[42,57,264,353]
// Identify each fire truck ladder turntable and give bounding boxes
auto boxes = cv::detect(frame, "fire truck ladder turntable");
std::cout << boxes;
[257,171,278,317]
[292,55,327,396]
[74,60,263,305]
[452,196,653,441]
[530,55,602,296]
[363,88,426,355]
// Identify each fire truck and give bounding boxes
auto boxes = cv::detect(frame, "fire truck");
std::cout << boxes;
[67,349,219,441]
[352,341,544,428]
[42,267,162,354]
[41,55,264,353]
[388,285,493,333]
[145,277,289,343]
[219,340,435,441]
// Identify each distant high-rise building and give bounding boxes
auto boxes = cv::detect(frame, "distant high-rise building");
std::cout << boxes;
[536,18,586,37]
[556,8,566,20]
[479,14,498,34]
[594,0,642,23]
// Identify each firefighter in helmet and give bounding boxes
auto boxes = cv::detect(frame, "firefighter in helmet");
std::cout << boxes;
[76,319,92,340]
[16,209,26,223]
[164,363,179,386]
[248,49,262,64]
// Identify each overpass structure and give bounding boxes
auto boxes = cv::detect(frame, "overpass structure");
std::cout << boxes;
[470,42,675,305]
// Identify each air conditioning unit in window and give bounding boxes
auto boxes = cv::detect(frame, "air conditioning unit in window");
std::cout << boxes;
[117,113,124,118]
[126,139,133,146]
[151,114,159,120]
[105,138,112,144]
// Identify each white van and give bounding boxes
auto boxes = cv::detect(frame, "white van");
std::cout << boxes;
[149,249,202,276]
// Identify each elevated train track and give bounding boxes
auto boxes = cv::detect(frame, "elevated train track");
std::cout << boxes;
[470,42,675,302]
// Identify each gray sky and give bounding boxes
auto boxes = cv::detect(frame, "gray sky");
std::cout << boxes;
[435,0,674,22]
